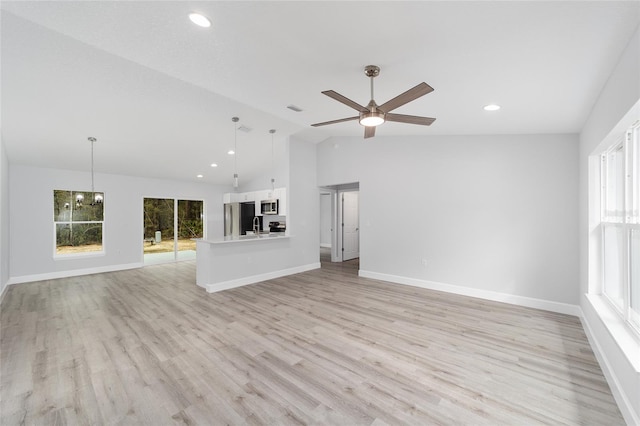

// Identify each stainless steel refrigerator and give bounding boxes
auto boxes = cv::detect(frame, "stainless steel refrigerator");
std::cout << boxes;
[224,202,261,237]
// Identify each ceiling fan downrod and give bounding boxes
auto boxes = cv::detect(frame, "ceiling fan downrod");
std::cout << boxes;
[364,65,380,104]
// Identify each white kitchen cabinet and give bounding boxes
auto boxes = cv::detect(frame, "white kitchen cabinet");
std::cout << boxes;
[254,192,264,216]
[223,192,242,203]
[241,191,254,202]
[254,190,269,201]
[224,189,285,216]
[224,191,255,203]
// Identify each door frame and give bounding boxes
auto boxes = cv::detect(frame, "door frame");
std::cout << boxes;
[319,183,359,263]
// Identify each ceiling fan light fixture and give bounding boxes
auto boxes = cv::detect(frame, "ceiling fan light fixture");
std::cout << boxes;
[359,111,385,127]
[188,13,211,28]
[312,65,435,138]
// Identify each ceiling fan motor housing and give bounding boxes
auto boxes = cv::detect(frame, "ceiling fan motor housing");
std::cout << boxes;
[364,65,380,78]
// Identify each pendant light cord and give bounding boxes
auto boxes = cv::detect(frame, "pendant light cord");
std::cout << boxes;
[270,129,276,190]
[88,137,96,203]
[91,139,95,195]
[232,117,239,189]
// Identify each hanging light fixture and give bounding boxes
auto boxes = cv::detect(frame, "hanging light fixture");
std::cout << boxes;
[232,117,239,190]
[88,137,102,205]
[269,129,276,191]
[75,193,84,208]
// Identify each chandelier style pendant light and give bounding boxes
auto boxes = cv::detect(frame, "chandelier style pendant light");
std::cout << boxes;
[269,129,276,191]
[232,117,239,190]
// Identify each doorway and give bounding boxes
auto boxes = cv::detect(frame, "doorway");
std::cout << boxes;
[319,183,360,263]
[143,198,204,264]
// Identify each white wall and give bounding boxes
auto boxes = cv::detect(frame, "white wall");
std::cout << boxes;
[318,133,579,308]
[578,25,640,425]
[234,136,289,194]
[0,135,10,296]
[8,164,227,283]
[319,193,332,247]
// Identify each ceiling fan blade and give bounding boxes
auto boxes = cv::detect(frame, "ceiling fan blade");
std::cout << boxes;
[311,116,359,127]
[378,82,434,113]
[322,90,369,112]
[385,113,436,126]
[364,126,376,138]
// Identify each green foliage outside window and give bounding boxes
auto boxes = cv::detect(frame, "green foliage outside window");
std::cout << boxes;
[54,190,104,254]
[143,198,203,239]
[178,200,203,239]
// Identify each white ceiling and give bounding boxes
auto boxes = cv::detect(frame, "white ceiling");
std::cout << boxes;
[2,1,639,184]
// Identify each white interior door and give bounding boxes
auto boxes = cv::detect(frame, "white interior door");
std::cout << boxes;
[342,191,359,261]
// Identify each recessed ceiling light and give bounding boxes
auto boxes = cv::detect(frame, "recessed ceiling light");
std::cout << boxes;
[483,104,501,111]
[196,174,203,178]
[210,163,218,167]
[227,150,235,155]
[189,13,211,28]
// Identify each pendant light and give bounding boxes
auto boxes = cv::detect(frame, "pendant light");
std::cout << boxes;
[232,117,239,190]
[88,137,102,205]
[269,129,276,191]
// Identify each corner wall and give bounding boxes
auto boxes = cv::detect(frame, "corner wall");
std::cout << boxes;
[0,135,9,297]
[318,133,579,311]
[8,165,228,283]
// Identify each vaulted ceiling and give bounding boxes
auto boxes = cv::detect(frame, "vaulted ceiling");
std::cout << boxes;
[2,1,639,184]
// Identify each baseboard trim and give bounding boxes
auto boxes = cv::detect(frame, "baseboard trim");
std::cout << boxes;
[358,270,581,316]
[7,262,144,285]
[580,297,640,425]
[0,281,8,303]
[206,262,321,293]
[320,243,332,248]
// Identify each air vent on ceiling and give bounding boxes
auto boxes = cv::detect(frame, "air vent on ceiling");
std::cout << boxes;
[237,125,252,133]
[287,104,303,112]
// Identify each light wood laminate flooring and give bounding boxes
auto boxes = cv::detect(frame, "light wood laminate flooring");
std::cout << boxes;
[1,254,624,425]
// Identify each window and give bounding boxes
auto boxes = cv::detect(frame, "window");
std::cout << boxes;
[54,190,104,255]
[601,122,640,332]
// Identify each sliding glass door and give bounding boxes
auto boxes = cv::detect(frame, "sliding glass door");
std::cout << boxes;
[177,199,204,260]
[143,198,203,264]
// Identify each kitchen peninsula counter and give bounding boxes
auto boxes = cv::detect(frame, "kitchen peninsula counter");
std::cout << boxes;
[196,234,320,294]
[197,234,290,245]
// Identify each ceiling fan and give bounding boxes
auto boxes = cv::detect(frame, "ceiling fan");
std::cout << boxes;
[311,65,436,138]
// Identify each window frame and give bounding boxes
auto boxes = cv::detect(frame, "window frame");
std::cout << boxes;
[600,122,640,334]
[53,189,105,258]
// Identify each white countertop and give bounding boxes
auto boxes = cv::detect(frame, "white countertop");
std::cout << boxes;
[195,234,290,245]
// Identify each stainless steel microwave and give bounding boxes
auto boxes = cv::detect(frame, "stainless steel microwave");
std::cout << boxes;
[261,199,279,215]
